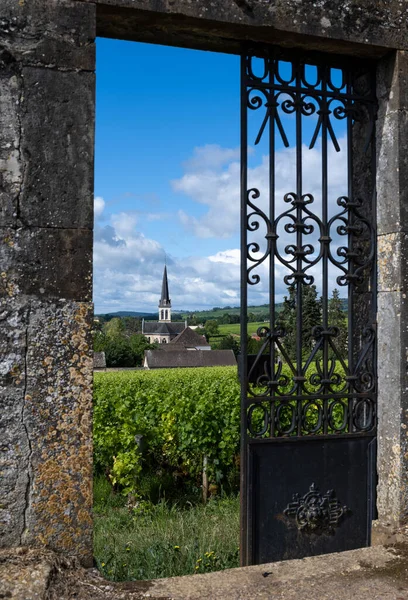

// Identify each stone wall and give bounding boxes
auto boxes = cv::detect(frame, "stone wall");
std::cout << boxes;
[79,0,408,56]
[0,0,95,566]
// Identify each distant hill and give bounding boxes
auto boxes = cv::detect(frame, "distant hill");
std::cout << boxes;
[180,304,280,320]
[96,311,157,319]
[97,298,348,321]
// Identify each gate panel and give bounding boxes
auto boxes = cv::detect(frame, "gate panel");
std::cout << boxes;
[248,437,376,564]
[240,47,377,565]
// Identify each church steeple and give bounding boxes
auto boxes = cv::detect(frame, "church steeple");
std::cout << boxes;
[159,265,171,322]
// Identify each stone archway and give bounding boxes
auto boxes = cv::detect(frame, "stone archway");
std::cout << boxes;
[1,0,408,568]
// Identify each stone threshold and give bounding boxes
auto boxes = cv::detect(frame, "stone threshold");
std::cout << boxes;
[2,541,408,600]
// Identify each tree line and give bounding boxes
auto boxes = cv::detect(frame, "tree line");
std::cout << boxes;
[93,287,347,366]
[274,285,347,360]
[93,317,156,367]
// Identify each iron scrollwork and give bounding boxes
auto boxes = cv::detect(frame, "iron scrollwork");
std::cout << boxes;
[242,47,377,440]
[283,483,349,534]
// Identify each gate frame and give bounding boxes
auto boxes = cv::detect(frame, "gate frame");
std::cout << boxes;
[0,0,407,567]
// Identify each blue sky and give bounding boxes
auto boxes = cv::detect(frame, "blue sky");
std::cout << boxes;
[94,39,348,314]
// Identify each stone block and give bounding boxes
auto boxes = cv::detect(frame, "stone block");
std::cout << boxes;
[0,0,95,71]
[377,290,408,526]
[377,51,408,114]
[0,297,30,547]
[21,300,93,566]
[20,68,95,229]
[377,232,408,293]
[0,227,92,302]
[0,50,22,227]
[376,109,408,235]
[88,0,408,54]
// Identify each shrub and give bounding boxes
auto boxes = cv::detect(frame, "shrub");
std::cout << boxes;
[93,367,241,495]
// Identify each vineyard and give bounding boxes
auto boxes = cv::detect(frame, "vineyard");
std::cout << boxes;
[94,367,241,496]
[93,366,242,580]
[94,363,349,579]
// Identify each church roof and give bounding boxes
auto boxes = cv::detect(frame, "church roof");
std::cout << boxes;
[144,349,237,369]
[142,321,185,335]
[169,327,209,348]
[159,265,171,308]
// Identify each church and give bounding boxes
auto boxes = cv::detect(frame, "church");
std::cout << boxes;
[141,266,187,344]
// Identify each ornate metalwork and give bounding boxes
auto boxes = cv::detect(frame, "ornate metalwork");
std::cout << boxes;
[283,483,349,534]
[241,46,377,439]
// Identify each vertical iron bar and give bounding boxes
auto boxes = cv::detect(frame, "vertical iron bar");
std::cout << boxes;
[269,55,276,438]
[240,52,249,566]
[346,69,354,434]
[296,62,303,437]
[322,65,329,435]
[371,69,378,429]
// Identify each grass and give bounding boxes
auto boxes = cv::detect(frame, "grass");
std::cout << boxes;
[94,477,240,581]
[217,321,269,336]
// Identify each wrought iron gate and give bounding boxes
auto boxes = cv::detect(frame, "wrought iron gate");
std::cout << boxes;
[240,46,377,565]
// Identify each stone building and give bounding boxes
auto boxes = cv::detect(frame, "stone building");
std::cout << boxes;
[141,266,187,343]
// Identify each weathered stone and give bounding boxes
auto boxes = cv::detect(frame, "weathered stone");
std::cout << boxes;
[0,0,95,71]
[0,298,30,547]
[2,543,408,600]
[81,0,408,57]
[376,107,408,236]
[0,227,92,302]
[19,67,95,229]
[375,50,408,529]
[21,301,94,566]
[0,51,21,228]
[377,50,408,113]
[377,291,408,527]
[378,232,408,293]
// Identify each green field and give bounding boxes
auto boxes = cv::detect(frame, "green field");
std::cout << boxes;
[181,305,272,320]
[217,321,269,337]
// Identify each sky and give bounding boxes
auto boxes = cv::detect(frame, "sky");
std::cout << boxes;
[94,39,348,314]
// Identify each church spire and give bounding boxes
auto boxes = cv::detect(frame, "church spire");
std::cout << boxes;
[159,265,171,322]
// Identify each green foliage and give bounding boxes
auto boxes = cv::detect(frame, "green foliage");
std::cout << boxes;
[204,319,220,336]
[104,317,125,337]
[277,284,322,360]
[328,288,348,358]
[302,285,322,353]
[103,337,136,368]
[94,482,240,581]
[213,334,240,356]
[93,316,155,368]
[93,367,241,496]
[277,285,347,361]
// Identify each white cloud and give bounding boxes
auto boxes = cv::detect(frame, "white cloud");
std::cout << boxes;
[173,140,348,239]
[93,198,249,312]
[94,140,349,312]
[209,249,240,266]
[182,144,240,171]
[94,196,105,220]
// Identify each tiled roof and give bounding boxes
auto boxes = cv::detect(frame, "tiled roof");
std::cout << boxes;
[142,321,186,335]
[169,327,209,348]
[144,349,237,369]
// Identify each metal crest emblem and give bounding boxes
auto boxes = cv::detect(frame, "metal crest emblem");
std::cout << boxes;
[284,483,349,534]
